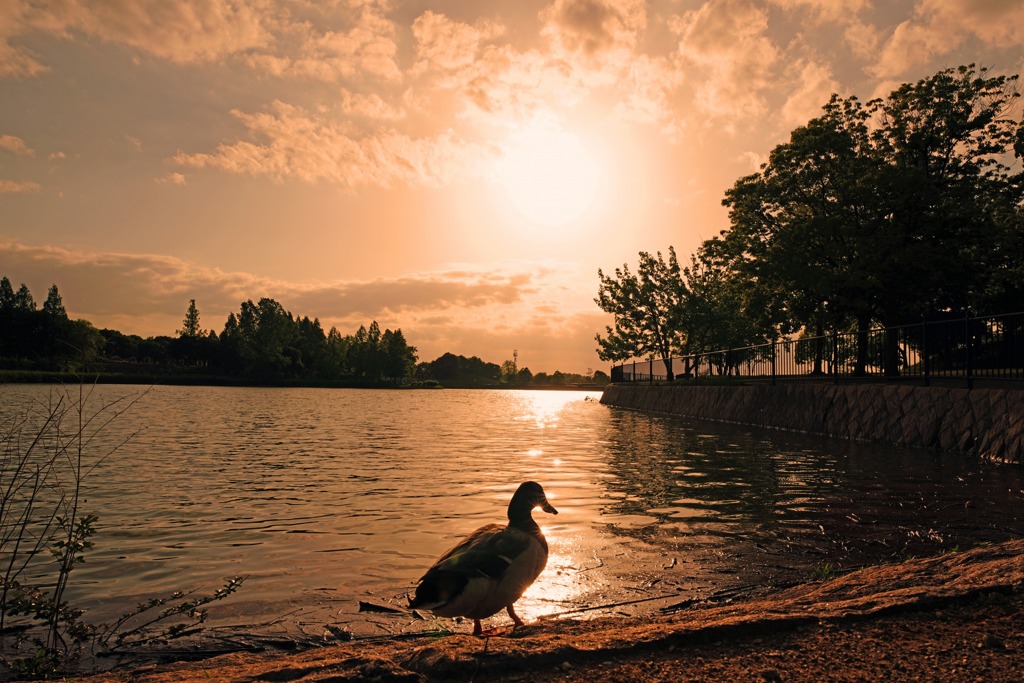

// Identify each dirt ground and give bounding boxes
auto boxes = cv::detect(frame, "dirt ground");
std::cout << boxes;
[77,540,1024,682]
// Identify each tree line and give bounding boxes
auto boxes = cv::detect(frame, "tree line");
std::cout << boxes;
[0,281,607,386]
[0,285,420,385]
[596,65,1024,379]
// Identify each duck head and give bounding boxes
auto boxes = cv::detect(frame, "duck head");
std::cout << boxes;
[508,481,558,523]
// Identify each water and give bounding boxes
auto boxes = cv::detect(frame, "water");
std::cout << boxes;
[2,384,1022,643]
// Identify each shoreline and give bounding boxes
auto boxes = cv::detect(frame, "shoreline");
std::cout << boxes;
[76,539,1024,682]
[0,370,605,391]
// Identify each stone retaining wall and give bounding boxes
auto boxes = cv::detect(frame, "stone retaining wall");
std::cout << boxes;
[600,383,1023,465]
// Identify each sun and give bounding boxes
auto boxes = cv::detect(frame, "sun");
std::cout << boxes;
[494,123,602,227]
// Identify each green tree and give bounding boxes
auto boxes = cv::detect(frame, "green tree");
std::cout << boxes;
[595,248,688,380]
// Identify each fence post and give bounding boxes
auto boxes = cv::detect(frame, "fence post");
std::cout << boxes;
[833,332,839,385]
[921,319,929,386]
[965,314,973,390]
[770,342,776,385]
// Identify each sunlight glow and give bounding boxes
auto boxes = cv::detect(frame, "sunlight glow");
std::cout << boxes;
[494,123,602,227]
[513,390,585,429]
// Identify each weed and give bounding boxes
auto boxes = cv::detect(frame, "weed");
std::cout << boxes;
[1,382,243,678]
[808,561,834,581]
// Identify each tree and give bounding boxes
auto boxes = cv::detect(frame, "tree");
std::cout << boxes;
[42,284,68,319]
[681,248,772,373]
[295,316,328,378]
[177,299,203,338]
[868,64,1024,323]
[325,326,352,377]
[218,298,298,378]
[501,356,520,382]
[380,328,417,383]
[0,277,15,310]
[595,248,688,380]
[14,283,35,311]
[717,65,1024,375]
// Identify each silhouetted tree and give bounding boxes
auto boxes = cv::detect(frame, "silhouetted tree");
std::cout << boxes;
[595,248,688,380]
[715,64,1024,375]
[380,328,417,384]
[177,299,203,338]
[0,277,14,310]
[13,284,34,311]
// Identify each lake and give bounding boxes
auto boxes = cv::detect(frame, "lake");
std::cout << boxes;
[2,383,1023,644]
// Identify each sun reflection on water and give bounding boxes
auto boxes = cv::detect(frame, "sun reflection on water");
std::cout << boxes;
[514,390,586,429]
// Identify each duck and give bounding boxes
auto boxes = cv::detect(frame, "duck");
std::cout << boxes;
[408,481,558,636]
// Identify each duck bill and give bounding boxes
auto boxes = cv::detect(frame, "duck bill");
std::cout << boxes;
[541,499,558,515]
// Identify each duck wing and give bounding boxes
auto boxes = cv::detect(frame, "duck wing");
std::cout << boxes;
[422,523,535,581]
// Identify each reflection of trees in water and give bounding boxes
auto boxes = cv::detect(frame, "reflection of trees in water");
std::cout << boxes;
[596,409,1024,569]
[597,411,796,534]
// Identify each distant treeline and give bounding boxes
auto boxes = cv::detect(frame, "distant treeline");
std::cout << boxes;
[0,278,607,387]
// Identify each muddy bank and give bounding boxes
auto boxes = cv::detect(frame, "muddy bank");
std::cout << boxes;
[601,383,1024,464]
[80,539,1024,682]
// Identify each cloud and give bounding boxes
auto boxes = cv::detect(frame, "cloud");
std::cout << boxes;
[172,100,489,188]
[872,0,1024,78]
[0,134,34,156]
[611,54,684,133]
[340,89,405,121]
[0,2,47,78]
[768,0,871,24]
[0,179,41,193]
[780,59,840,128]
[670,0,780,124]
[1,0,402,84]
[156,172,187,185]
[245,4,401,83]
[0,0,272,78]
[0,241,601,371]
[412,11,505,76]
[540,0,647,59]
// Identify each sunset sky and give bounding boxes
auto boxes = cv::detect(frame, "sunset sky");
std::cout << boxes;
[2,1,1022,374]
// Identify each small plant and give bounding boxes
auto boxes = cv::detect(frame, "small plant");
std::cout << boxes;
[96,576,246,653]
[1,382,247,678]
[807,561,834,581]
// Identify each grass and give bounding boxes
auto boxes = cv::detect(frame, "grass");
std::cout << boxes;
[807,561,835,581]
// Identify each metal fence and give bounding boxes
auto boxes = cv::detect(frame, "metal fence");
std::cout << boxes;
[611,311,1024,388]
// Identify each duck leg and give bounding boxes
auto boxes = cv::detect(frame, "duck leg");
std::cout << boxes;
[506,604,525,629]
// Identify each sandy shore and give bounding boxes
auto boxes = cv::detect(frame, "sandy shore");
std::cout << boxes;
[78,540,1023,682]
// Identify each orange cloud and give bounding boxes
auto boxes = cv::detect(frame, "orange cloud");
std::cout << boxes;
[172,101,488,188]
[246,5,401,83]
[412,11,505,76]
[0,179,41,193]
[670,0,780,125]
[872,0,1024,78]
[780,59,840,128]
[0,134,33,156]
[0,241,602,371]
[540,0,647,58]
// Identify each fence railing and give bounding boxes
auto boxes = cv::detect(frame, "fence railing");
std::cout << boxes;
[611,311,1024,388]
